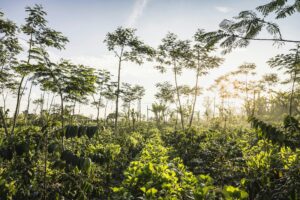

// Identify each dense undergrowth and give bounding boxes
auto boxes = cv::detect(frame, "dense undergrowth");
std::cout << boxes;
[1,115,299,199]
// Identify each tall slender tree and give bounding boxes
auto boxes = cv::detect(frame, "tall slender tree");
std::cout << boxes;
[234,63,257,116]
[155,82,175,123]
[104,27,154,132]
[121,83,145,129]
[0,11,21,136]
[34,54,96,148]
[268,45,300,116]
[188,29,223,128]
[262,73,279,111]
[92,69,112,125]
[102,81,117,125]
[156,33,192,129]
[11,4,68,135]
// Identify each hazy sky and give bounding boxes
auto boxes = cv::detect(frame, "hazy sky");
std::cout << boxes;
[1,0,300,117]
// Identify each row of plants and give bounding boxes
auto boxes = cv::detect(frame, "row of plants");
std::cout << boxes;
[162,119,300,199]
[0,122,149,199]
[113,130,248,199]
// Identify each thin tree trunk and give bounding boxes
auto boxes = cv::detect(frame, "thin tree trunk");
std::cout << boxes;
[59,91,64,149]
[11,33,33,136]
[43,129,48,200]
[267,85,271,112]
[252,90,256,116]
[46,92,50,111]
[104,99,108,126]
[131,108,135,131]
[72,101,76,116]
[128,103,131,129]
[175,112,178,130]
[139,99,142,122]
[1,91,8,113]
[92,94,99,124]
[173,65,185,129]
[245,73,250,116]
[146,105,149,122]
[114,54,123,133]
[78,103,81,115]
[34,103,39,114]
[189,68,200,128]
[0,107,9,137]
[48,94,55,114]
[97,95,102,125]
[11,76,25,136]
[221,97,224,119]
[40,91,45,117]
[25,80,34,123]
[289,47,299,116]
[70,101,75,124]
[289,71,296,116]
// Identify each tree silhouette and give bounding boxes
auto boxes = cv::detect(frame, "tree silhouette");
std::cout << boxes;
[268,45,300,116]
[156,33,192,129]
[257,0,300,19]
[104,27,154,133]
[92,69,112,125]
[197,8,299,54]
[188,29,223,128]
[0,11,22,136]
[34,55,96,148]
[11,4,68,136]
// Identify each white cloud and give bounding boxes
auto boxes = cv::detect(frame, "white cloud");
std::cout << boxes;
[215,6,232,13]
[126,0,151,27]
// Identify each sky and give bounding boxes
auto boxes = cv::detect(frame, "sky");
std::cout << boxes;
[1,0,300,118]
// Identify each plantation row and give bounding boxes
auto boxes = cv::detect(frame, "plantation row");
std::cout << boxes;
[1,119,300,199]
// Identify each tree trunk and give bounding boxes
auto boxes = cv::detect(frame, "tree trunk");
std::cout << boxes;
[104,99,108,126]
[131,108,135,131]
[11,76,25,136]
[289,47,299,116]
[245,73,251,116]
[43,129,48,200]
[252,90,256,116]
[59,91,64,149]
[289,70,297,116]
[1,92,8,113]
[46,92,50,111]
[138,98,142,122]
[128,103,131,129]
[174,65,185,129]
[189,68,200,128]
[175,112,178,130]
[48,93,55,114]
[40,91,45,117]
[114,56,122,133]
[96,96,102,125]
[78,103,81,115]
[146,105,149,122]
[25,80,33,124]
[0,107,9,137]
[72,101,76,116]
[11,33,33,136]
